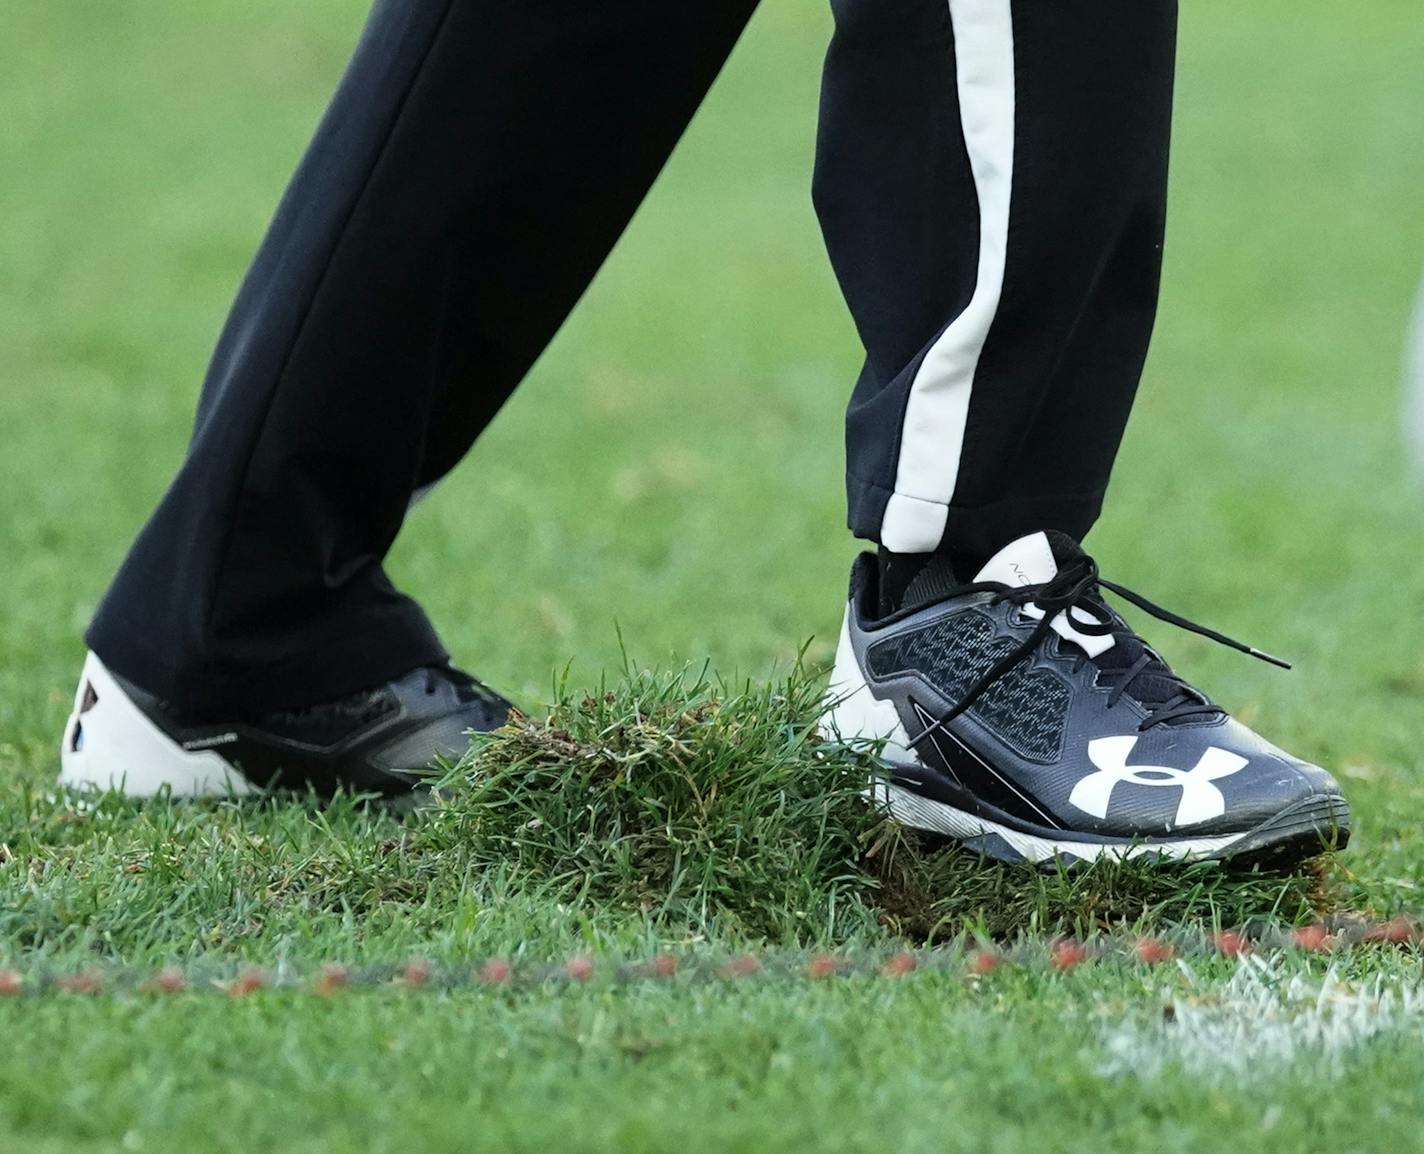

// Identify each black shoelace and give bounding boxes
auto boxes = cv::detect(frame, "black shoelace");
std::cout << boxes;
[910,554,1289,752]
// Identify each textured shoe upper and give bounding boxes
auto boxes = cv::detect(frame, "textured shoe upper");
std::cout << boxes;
[846,532,1344,840]
[115,664,512,797]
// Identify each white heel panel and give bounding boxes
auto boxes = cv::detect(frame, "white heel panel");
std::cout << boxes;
[57,653,254,798]
[823,606,915,761]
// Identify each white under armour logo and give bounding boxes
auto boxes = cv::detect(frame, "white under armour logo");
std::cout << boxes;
[1069,736,1248,827]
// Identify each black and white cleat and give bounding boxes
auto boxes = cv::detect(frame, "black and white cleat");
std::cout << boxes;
[825,531,1350,867]
[59,652,511,799]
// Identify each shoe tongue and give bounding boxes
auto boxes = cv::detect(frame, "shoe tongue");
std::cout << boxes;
[975,533,1218,721]
[973,531,1065,587]
[975,531,1114,659]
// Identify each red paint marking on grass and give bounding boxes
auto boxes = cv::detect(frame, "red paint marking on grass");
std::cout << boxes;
[1135,937,1175,964]
[55,973,102,995]
[881,953,917,977]
[313,964,351,995]
[722,954,761,979]
[14,919,1424,998]
[1292,924,1332,952]
[148,968,186,994]
[1051,940,1089,970]
[647,954,679,978]
[479,958,512,984]
[1364,918,1417,945]
[401,960,432,988]
[228,969,268,998]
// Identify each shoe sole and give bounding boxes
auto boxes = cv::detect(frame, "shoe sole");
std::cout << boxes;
[58,653,256,798]
[874,776,1350,867]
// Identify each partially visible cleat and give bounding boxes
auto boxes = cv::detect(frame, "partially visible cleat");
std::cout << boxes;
[826,531,1350,867]
[58,651,511,798]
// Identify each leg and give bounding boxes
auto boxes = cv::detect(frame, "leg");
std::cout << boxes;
[816,0,1178,562]
[88,0,758,717]
[821,0,1349,865]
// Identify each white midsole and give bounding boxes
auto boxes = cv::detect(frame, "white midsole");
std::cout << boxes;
[872,779,1242,863]
[58,652,254,798]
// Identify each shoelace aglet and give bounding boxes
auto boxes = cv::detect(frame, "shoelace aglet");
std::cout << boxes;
[1097,576,1293,672]
[1249,647,1292,671]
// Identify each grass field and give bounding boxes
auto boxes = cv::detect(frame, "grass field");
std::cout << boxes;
[4,1,1424,1150]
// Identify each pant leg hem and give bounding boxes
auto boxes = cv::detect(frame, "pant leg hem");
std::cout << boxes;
[847,471,1107,556]
[86,602,450,719]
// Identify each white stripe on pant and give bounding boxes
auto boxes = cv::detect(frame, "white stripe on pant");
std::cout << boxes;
[879,0,1016,553]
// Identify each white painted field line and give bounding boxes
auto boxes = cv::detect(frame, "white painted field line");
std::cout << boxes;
[1100,954,1424,1083]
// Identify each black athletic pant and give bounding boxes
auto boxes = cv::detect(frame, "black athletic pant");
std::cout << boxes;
[89,0,1178,716]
